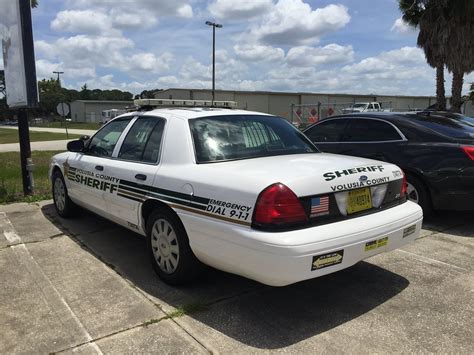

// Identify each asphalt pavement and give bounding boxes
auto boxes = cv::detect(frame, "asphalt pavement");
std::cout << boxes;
[0,201,472,353]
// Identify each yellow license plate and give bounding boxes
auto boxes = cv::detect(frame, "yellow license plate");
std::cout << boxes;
[347,187,372,214]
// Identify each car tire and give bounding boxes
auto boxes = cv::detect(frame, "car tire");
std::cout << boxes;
[146,208,202,285]
[52,170,75,218]
[406,174,432,216]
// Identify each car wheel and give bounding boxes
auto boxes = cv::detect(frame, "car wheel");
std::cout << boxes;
[52,170,75,217]
[146,208,202,285]
[406,175,432,216]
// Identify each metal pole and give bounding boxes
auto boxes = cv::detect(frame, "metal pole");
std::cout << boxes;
[17,109,33,195]
[212,25,215,103]
[54,71,68,138]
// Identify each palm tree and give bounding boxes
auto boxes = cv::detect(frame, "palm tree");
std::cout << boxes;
[31,0,38,7]
[399,0,447,111]
[443,0,474,113]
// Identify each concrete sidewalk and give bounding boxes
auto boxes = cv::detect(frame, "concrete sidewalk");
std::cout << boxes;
[0,201,473,353]
[0,139,73,152]
[0,125,96,136]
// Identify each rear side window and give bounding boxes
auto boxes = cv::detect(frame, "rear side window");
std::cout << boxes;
[190,115,318,163]
[410,113,474,139]
[345,119,402,142]
[304,119,350,142]
[118,117,165,163]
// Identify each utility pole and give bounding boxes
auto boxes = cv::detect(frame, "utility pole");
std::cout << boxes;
[205,21,222,104]
[53,70,68,138]
[3,0,39,196]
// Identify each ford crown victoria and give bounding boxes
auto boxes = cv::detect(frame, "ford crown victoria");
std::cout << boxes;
[49,99,423,286]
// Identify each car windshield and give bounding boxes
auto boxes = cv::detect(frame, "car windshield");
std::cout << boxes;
[411,112,474,139]
[352,104,367,108]
[189,115,318,163]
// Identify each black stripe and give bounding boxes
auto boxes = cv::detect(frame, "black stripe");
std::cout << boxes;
[119,180,210,205]
[117,193,143,203]
[118,184,207,211]
[118,188,146,200]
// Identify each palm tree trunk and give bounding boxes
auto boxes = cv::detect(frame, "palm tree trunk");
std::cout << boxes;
[451,70,463,113]
[436,63,446,111]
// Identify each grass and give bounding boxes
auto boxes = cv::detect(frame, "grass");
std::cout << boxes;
[0,151,62,204]
[0,128,81,144]
[31,121,101,130]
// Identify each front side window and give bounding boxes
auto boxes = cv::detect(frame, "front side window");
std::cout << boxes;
[87,118,132,157]
[345,119,402,142]
[118,117,165,163]
[190,115,318,163]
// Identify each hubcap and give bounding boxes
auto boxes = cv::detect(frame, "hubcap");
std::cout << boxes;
[53,178,66,212]
[407,182,419,204]
[151,219,179,274]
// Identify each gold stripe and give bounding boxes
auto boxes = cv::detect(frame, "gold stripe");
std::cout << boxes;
[168,203,251,227]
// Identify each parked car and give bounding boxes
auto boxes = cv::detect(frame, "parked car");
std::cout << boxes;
[304,111,474,214]
[49,99,422,286]
[342,102,391,114]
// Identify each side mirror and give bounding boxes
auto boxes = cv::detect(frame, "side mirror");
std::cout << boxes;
[79,135,90,141]
[67,139,84,152]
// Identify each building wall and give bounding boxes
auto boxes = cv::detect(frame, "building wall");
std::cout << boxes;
[70,101,133,122]
[154,89,446,119]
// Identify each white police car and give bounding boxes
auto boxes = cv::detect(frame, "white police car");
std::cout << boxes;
[50,99,423,286]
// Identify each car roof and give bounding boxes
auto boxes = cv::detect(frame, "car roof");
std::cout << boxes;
[125,108,273,120]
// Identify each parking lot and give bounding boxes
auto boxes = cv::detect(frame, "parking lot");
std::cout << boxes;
[0,201,472,353]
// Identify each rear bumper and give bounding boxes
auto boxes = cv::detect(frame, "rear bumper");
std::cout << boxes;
[178,201,423,286]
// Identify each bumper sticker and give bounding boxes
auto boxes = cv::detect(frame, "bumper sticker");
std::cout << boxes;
[403,225,416,238]
[311,250,344,271]
[365,236,388,252]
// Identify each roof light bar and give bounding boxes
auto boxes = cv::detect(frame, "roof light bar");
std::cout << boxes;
[134,98,237,109]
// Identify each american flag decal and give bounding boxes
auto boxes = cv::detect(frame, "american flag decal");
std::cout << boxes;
[310,196,329,216]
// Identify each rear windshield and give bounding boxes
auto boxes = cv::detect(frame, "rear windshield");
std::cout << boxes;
[189,115,318,163]
[410,113,474,139]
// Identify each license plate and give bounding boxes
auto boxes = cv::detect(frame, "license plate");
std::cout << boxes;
[347,187,372,214]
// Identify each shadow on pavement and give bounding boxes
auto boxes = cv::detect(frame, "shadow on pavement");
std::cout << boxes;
[41,203,409,349]
[422,211,474,237]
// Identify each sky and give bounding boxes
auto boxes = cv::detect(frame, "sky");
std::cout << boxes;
[4,0,474,96]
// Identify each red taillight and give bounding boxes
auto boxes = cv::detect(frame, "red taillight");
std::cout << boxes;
[254,183,308,226]
[400,171,408,198]
[462,146,474,161]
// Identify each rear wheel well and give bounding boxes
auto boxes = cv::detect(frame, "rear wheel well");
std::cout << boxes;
[141,199,177,228]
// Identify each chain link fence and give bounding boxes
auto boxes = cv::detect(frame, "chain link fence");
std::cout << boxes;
[291,101,395,129]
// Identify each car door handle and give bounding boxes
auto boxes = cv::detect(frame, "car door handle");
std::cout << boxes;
[135,174,147,181]
[95,165,104,171]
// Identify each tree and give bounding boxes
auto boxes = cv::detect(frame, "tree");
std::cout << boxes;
[0,70,5,97]
[399,0,474,113]
[31,0,38,7]
[443,0,474,113]
[470,83,474,101]
[399,0,447,111]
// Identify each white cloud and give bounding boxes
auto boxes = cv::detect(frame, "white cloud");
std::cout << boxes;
[110,9,158,29]
[68,0,193,19]
[286,44,354,67]
[391,17,416,34]
[248,1,350,45]
[51,10,118,35]
[35,34,172,80]
[208,0,272,20]
[234,44,285,62]
[36,59,96,80]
